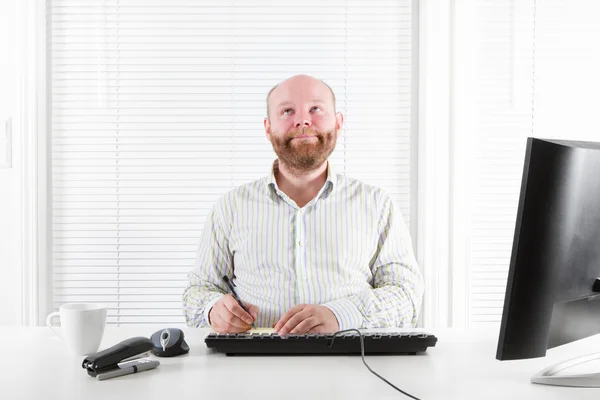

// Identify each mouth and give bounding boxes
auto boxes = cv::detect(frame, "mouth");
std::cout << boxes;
[292,135,317,140]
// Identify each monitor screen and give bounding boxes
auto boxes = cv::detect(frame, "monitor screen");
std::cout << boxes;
[496,137,600,361]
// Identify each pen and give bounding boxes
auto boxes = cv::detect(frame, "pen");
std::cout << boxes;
[96,359,160,381]
[222,275,257,329]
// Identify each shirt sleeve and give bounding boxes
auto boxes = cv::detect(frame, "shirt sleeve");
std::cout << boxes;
[182,200,232,327]
[323,194,424,330]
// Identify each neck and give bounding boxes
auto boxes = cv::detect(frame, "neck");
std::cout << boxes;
[274,160,328,207]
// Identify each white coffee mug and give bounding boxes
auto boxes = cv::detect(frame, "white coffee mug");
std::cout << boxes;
[46,303,107,356]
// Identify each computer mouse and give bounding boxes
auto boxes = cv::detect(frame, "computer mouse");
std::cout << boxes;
[150,328,190,357]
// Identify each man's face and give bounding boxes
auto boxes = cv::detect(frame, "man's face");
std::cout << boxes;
[265,77,343,172]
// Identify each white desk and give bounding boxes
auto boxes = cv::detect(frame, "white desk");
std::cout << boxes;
[1,326,598,400]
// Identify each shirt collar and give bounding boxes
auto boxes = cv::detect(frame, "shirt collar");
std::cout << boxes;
[266,159,337,196]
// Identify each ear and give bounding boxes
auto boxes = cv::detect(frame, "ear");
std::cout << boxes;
[264,117,272,141]
[335,112,344,133]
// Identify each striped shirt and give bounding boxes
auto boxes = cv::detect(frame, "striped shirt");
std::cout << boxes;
[182,161,424,330]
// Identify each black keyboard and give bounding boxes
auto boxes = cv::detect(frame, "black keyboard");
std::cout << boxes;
[205,331,438,356]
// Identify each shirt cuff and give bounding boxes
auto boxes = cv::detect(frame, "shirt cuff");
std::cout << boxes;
[322,296,364,331]
[203,294,223,327]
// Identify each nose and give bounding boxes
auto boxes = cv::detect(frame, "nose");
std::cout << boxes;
[294,112,312,129]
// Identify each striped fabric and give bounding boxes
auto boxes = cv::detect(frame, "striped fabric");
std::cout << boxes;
[183,160,424,330]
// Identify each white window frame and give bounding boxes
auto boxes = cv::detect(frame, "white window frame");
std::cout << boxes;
[415,0,468,329]
[20,0,52,326]
[21,0,463,328]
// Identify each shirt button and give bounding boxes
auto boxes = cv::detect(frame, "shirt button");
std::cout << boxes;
[298,241,305,247]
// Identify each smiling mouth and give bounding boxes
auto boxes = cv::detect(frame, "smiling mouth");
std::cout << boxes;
[293,135,317,140]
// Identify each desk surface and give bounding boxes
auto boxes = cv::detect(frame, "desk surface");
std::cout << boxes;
[1,326,599,400]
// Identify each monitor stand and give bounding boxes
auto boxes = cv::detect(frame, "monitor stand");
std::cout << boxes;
[531,352,600,387]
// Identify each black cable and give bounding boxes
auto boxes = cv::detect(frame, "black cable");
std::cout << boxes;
[329,329,422,400]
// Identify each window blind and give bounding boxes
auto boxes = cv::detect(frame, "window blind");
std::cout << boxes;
[466,0,600,328]
[49,0,415,325]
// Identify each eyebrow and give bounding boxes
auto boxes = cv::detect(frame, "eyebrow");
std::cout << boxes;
[276,101,294,108]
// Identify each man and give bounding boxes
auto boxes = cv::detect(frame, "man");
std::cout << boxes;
[183,75,424,335]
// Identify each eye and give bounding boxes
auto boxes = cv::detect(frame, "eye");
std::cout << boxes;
[282,109,293,115]
[310,106,322,112]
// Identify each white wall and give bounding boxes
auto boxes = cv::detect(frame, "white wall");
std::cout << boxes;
[0,0,23,326]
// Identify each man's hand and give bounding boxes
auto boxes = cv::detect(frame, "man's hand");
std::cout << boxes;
[209,294,259,333]
[273,304,339,334]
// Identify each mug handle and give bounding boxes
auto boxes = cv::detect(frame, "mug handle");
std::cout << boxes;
[46,312,63,340]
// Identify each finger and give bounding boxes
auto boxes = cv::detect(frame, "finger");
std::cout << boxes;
[279,310,311,334]
[245,303,259,321]
[218,306,252,330]
[274,304,305,332]
[223,296,254,325]
[220,313,251,330]
[307,324,327,334]
[211,312,246,333]
[290,317,320,334]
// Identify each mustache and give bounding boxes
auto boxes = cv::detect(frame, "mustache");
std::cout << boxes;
[285,127,323,140]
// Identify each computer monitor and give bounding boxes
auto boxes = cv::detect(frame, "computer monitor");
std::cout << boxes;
[496,137,600,387]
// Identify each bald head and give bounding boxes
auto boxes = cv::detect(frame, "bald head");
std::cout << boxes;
[266,75,336,118]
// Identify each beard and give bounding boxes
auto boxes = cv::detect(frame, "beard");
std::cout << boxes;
[269,126,338,172]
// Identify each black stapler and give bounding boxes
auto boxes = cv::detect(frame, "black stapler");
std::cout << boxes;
[82,337,154,377]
